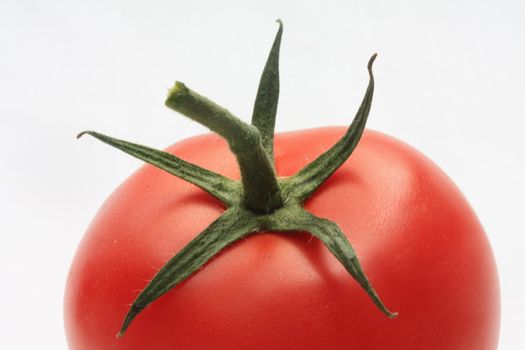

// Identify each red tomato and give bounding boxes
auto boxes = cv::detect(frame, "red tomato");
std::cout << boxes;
[64,127,499,349]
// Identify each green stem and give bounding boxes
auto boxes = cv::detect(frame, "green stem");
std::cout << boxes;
[166,82,283,213]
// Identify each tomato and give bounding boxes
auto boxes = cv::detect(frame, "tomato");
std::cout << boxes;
[64,127,499,349]
[65,21,499,349]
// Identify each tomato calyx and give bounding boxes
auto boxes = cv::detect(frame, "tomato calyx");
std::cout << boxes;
[78,20,398,338]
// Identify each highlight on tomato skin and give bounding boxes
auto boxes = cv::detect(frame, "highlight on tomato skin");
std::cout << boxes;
[65,20,499,350]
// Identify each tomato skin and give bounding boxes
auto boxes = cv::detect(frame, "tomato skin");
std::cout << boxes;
[64,127,499,349]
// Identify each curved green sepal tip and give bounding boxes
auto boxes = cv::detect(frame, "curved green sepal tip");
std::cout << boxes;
[77,130,239,206]
[282,53,377,202]
[118,207,259,336]
[251,19,283,164]
[269,207,397,319]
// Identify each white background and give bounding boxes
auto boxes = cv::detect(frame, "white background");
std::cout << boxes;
[1,0,524,348]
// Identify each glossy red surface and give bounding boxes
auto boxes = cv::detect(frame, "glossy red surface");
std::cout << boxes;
[65,127,499,349]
